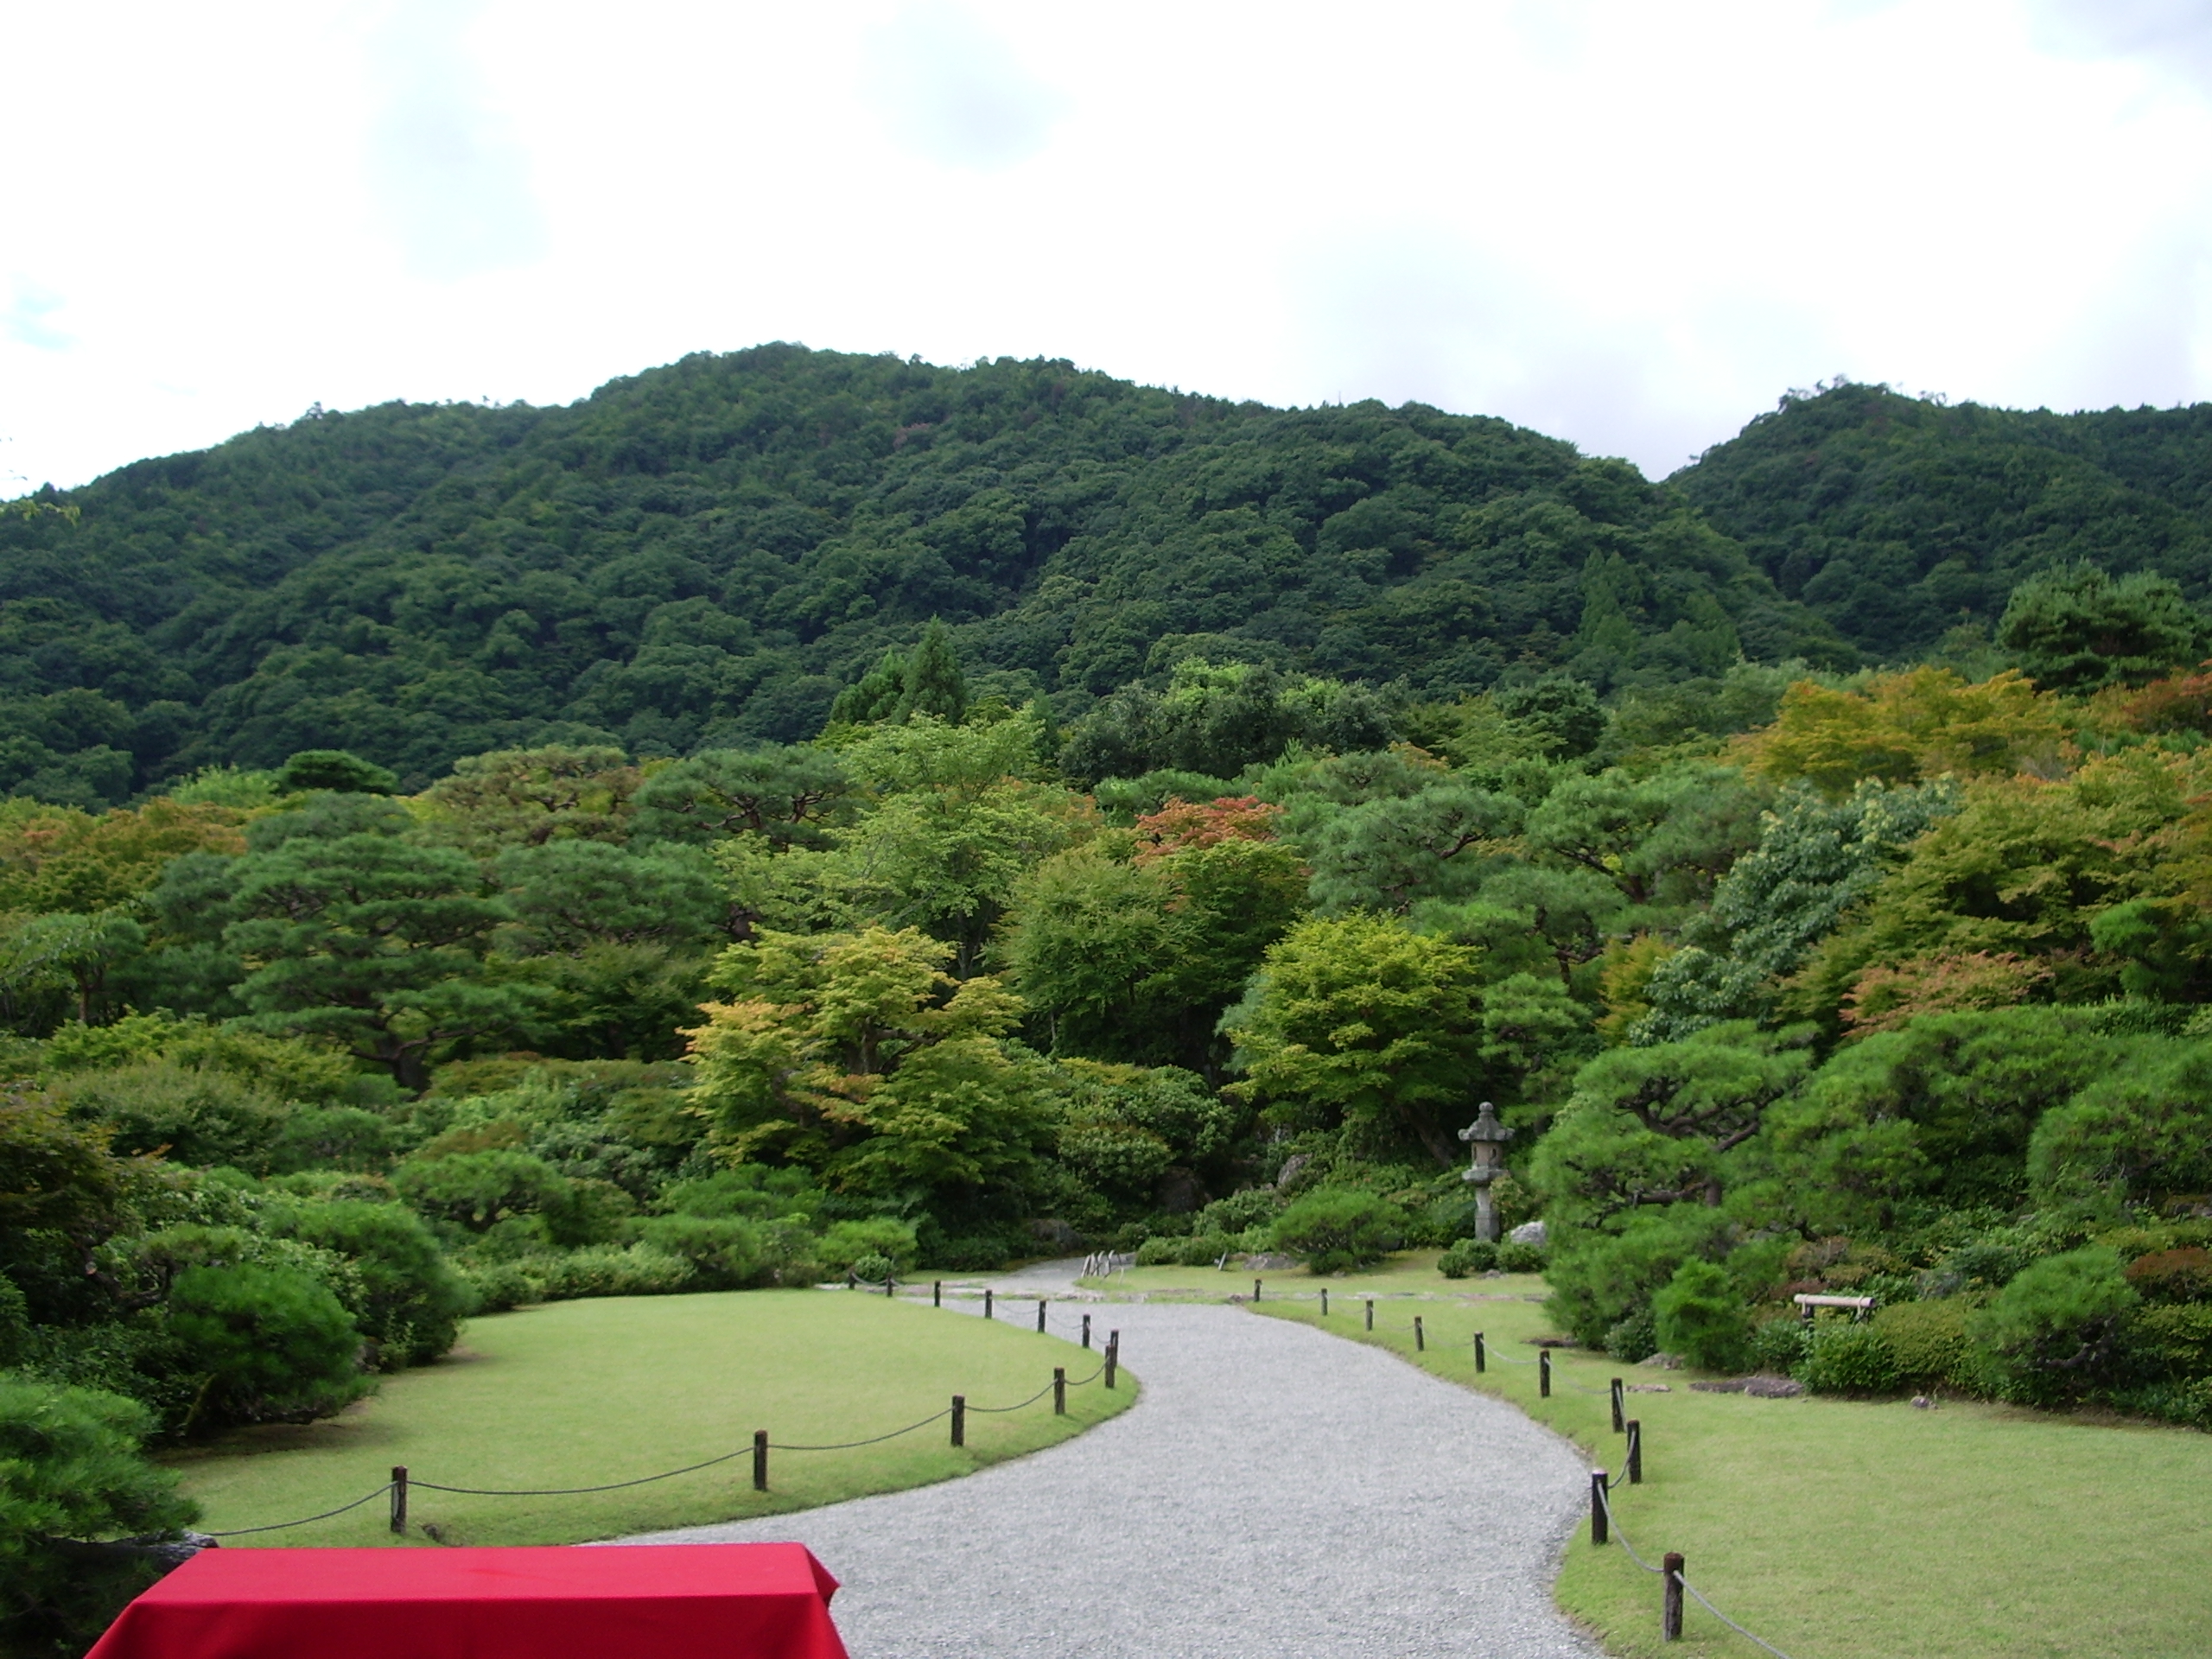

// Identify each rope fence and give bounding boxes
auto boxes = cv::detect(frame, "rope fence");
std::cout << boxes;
[202,1300,1121,1542]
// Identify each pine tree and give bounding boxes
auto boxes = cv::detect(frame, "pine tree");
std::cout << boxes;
[897,620,968,724]
[828,648,908,727]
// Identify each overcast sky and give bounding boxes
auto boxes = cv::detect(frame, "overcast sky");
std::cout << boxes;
[6,0,2211,493]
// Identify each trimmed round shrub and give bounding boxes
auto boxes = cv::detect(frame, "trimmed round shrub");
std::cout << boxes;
[1605,1306,1658,1363]
[1198,1188,1285,1236]
[1439,1238,1497,1279]
[1799,1321,1902,1394]
[1134,1236,1184,1267]
[273,1200,469,1368]
[817,1218,919,1274]
[635,1216,765,1289]
[1270,1189,1407,1274]
[394,1149,571,1234]
[1872,1299,1971,1387]
[165,1263,365,1429]
[849,1253,897,1283]
[2125,1302,2212,1382]
[1176,1231,1238,1267]
[1496,1239,1548,1274]
[1654,1259,1753,1373]
[1967,1246,2139,1404]
[530,1243,695,1300]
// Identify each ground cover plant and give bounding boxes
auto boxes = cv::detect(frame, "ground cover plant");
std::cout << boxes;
[1253,1287,2212,1659]
[171,1289,1130,1547]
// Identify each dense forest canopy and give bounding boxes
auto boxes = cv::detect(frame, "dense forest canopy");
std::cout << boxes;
[0,345,1877,804]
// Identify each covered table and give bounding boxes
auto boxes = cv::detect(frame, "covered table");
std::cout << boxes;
[87,1543,848,1659]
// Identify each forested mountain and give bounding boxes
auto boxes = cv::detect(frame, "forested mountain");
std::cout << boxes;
[0,346,1853,802]
[1676,382,2212,658]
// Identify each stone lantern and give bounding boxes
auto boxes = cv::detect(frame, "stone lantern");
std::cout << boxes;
[1458,1100,1514,1243]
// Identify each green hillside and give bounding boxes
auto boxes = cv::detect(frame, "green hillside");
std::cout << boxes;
[1,346,1850,801]
[1675,381,2212,658]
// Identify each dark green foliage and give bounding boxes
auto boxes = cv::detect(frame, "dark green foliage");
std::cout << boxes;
[48,1061,288,1173]
[496,840,727,951]
[1439,1237,1497,1278]
[1058,661,1396,784]
[1996,563,2209,691]
[894,619,969,725]
[269,1200,469,1367]
[1967,1247,2139,1403]
[630,746,854,849]
[632,1216,766,1288]
[0,349,1846,797]
[1605,1305,1659,1363]
[1676,382,2212,659]
[1653,1257,1753,1372]
[0,1376,199,1659]
[276,749,397,795]
[1269,1187,1407,1274]
[163,1262,365,1429]
[392,1148,572,1235]
[1493,676,1605,758]
[1496,1238,1548,1273]
[1798,1321,1903,1395]
[2027,1046,2212,1211]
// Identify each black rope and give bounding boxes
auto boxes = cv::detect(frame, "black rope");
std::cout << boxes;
[967,1382,1055,1414]
[774,1409,953,1451]
[202,1484,394,1536]
[412,1447,749,1497]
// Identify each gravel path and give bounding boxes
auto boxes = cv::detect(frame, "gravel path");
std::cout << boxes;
[618,1281,1602,1658]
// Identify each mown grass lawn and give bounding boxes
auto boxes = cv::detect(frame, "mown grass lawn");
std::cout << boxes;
[168,1289,1131,1548]
[1255,1274,2212,1659]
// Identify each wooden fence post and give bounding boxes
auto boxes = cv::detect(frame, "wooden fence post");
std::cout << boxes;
[1474,1332,1486,1373]
[984,1288,994,1320]
[1611,1376,1625,1433]
[933,1281,942,1307]
[1254,1278,1262,1302]
[1590,1471,1608,1545]
[752,1431,768,1492]
[1540,1349,1552,1396]
[1662,1554,1685,1641]
[884,1275,894,1298]
[1053,1367,1066,1414]
[1626,1420,1643,1484]
[1364,1299,1374,1332]
[1036,1298,1046,1333]
[1081,1313,1091,1349]
[1414,1316,1425,1351]
[950,1395,965,1446]
[390,1466,407,1534]
[1104,1331,1120,1389]
[1320,1288,1328,1316]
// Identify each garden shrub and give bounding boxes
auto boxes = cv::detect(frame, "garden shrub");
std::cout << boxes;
[394,1149,572,1234]
[1134,1236,1183,1267]
[1654,1259,1754,1372]
[1270,1188,1406,1274]
[849,1253,897,1283]
[270,1200,470,1368]
[1750,1313,1809,1374]
[268,1107,404,1175]
[635,1216,765,1288]
[1605,1306,1658,1363]
[1497,1239,1548,1274]
[817,1218,919,1274]
[1798,1320,1902,1394]
[51,1060,289,1173]
[1175,1231,1239,1266]
[1197,1188,1283,1236]
[0,1376,199,1659]
[453,1258,538,1313]
[1872,1298,1971,1385]
[164,1262,367,1430]
[1439,1238,1497,1279]
[2124,1247,2212,1303]
[530,1243,696,1300]
[2124,1302,2212,1380]
[1543,1210,1733,1348]
[1967,1246,2139,1404]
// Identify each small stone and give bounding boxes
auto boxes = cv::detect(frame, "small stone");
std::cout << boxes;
[1690,1379,1747,1394]
[1911,1395,1935,1409]
[1624,1383,1672,1393]
[1509,1219,1548,1246]
[1743,1376,1804,1399]
[1637,1351,1683,1370]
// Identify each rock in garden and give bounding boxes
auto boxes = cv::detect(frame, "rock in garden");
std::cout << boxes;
[1637,1351,1682,1369]
[1743,1376,1804,1398]
[1690,1379,1748,1393]
[1509,1220,1548,1246]
[1911,1395,1935,1409]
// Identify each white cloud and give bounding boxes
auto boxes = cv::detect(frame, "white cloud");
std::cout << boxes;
[1,0,2209,493]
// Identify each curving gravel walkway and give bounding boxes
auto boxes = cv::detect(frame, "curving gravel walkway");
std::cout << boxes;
[618,1276,1602,1659]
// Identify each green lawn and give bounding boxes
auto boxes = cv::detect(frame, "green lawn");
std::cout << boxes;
[1255,1277,2212,1659]
[168,1289,1132,1548]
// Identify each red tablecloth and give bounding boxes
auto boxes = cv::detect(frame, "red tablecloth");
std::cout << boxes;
[86,1543,848,1659]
